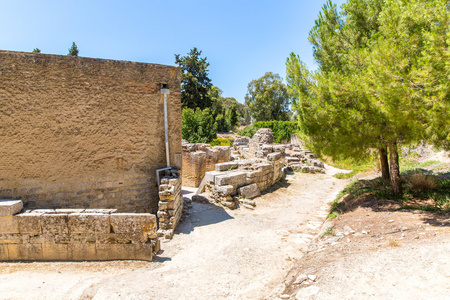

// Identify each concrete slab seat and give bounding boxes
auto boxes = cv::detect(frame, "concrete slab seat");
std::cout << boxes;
[0,200,159,261]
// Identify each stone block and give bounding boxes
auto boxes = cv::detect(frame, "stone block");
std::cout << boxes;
[16,214,41,235]
[0,233,23,244]
[238,184,261,199]
[215,185,234,196]
[83,209,117,214]
[273,145,286,154]
[0,200,23,216]
[267,152,281,161]
[134,243,155,261]
[215,172,247,188]
[0,244,8,260]
[69,243,96,261]
[67,213,110,234]
[262,145,273,153]
[215,162,238,172]
[106,244,138,260]
[204,171,224,184]
[55,209,85,214]
[110,213,157,234]
[96,233,147,244]
[8,243,43,260]
[42,243,68,261]
[258,163,273,172]
[0,216,20,233]
[41,214,69,234]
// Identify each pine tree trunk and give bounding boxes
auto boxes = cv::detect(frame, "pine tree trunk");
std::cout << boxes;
[379,147,390,182]
[388,141,402,194]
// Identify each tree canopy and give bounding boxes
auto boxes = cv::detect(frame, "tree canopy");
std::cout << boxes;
[245,72,292,122]
[175,47,212,110]
[287,0,449,194]
[68,42,79,56]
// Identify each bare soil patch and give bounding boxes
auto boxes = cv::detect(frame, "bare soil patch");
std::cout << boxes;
[280,180,450,300]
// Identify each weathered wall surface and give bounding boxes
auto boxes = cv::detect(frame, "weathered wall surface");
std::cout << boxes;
[182,143,231,187]
[0,51,181,213]
[0,200,159,261]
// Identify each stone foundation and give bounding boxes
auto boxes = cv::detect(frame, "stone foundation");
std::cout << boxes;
[0,200,159,261]
[182,142,231,187]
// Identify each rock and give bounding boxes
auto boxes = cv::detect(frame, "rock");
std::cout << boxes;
[242,204,254,210]
[240,199,256,207]
[222,201,236,209]
[295,286,320,300]
[191,194,211,204]
[280,294,290,299]
[238,183,261,199]
[307,275,317,282]
[343,225,355,235]
[294,274,308,285]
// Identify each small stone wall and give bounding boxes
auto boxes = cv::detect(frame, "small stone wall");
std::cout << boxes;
[0,200,159,261]
[197,153,285,209]
[157,176,183,239]
[182,142,231,187]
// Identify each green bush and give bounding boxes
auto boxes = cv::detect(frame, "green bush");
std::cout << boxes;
[210,138,234,147]
[182,108,217,143]
[237,121,298,143]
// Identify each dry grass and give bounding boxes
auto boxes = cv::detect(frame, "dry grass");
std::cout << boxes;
[387,238,401,248]
[407,173,436,191]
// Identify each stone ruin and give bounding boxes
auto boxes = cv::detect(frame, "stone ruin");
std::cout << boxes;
[190,128,326,209]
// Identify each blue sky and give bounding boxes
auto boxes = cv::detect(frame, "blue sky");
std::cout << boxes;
[0,0,346,103]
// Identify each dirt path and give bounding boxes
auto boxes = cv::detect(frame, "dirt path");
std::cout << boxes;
[0,170,349,300]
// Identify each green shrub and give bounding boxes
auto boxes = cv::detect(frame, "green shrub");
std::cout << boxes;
[237,121,298,143]
[210,138,234,147]
[182,108,217,143]
[237,124,257,138]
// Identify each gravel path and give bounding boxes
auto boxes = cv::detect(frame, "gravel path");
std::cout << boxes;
[0,170,349,300]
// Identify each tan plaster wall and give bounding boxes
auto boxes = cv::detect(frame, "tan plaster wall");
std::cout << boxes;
[0,51,181,213]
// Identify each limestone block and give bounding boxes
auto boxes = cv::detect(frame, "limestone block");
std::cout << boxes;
[110,213,157,234]
[0,244,8,260]
[267,152,281,161]
[0,200,23,216]
[41,214,69,234]
[215,185,234,196]
[8,243,43,260]
[0,233,23,244]
[262,145,273,153]
[83,209,117,214]
[67,213,110,234]
[55,209,85,214]
[0,216,20,233]
[134,243,155,261]
[69,243,96,261]
[258,163,273,172]
[96,233,147,244]
[42,243,68,261]
[16,214,41,235]
[273,145,286,154]
[215,162,239,172]
[215,172,247,187]
[238,184,261,199]
[204,171,224,184]
[106,244,141,260]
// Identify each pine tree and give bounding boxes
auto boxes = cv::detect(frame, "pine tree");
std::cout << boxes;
[68,42,79,56]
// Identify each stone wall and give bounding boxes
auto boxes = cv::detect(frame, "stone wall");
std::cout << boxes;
[182,143,231,187]
[197,153,285,209]
[157,175,183,239]
[0,200,159,261]
[0,51,181,213]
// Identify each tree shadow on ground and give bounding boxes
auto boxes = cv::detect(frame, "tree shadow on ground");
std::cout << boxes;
[175,201,234,236]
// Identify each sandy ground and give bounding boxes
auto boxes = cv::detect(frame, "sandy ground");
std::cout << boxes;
[0,168,350,300]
